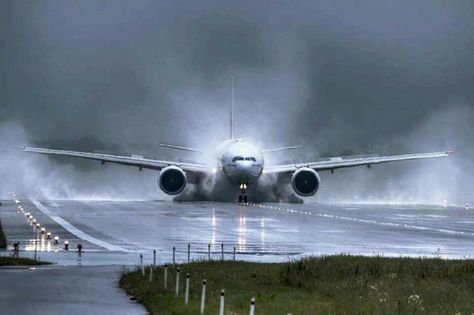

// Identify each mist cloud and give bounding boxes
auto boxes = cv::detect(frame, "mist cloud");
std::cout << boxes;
[1,0,473,203]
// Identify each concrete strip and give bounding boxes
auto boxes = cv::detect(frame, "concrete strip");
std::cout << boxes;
[0,265,146,315]
[30,198,128,252]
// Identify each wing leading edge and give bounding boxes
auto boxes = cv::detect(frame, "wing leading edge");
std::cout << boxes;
[19,146,211,174]
[265,151,453,174]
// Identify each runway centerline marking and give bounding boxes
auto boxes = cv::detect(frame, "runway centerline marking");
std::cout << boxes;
[30,198,128,252]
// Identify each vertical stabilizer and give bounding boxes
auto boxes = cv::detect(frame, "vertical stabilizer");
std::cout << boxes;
[230,76,235,139]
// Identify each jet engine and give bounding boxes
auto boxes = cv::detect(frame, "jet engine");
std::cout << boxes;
[291,167,320,197]
[158,166,187,195]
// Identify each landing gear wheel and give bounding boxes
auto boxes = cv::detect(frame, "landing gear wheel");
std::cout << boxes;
[238,195,243,203]
[243,195,248,203]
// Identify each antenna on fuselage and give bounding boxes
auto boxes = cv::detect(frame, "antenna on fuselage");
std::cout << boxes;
[230,75,235,140]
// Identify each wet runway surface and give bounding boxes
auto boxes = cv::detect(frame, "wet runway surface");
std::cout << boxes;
[0,265,146,315]
[1,198,474,266]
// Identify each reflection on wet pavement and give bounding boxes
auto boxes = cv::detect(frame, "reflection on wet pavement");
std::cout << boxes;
[1,194,473,266]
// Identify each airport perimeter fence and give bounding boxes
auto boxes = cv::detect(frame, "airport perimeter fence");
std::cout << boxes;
[140,249,255,315]
[136,246,292,315]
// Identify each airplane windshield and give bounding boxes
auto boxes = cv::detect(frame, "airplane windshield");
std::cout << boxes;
[233,156,256,162]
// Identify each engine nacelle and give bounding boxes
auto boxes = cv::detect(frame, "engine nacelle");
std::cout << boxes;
[291,167,321,197]
[158,166,187,195]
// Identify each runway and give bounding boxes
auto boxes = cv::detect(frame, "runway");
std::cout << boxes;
[1,198,473,265]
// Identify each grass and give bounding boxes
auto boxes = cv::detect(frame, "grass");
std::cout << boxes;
[0,256,50,266]
[0,219,6,249]
[120,255,474,315]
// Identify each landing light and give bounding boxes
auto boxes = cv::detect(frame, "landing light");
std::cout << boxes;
[212,168,217,174]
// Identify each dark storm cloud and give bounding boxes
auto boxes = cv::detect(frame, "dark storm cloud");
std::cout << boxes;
[1,0,473,202]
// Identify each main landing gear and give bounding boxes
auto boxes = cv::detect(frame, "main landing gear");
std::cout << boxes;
[239,183,248,203]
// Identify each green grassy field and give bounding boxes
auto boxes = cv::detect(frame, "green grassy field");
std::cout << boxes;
[0,219,6,249]
[120,255,474,315]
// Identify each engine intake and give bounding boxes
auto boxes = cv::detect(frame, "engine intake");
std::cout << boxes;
[291,167,320,197]
[158,166,187,195]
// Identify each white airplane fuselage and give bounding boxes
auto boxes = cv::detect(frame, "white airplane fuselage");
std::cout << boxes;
[217,139,264,185]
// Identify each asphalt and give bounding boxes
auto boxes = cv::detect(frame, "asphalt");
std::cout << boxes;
[1,198,473,264]
[0,265,146,315]
[1,198,473,314]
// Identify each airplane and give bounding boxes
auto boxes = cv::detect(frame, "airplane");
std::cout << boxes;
[19,120,452,203]
[18,84,452,202]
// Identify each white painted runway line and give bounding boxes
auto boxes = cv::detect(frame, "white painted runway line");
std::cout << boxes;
[255,203,474,237]
[30,197,128,252]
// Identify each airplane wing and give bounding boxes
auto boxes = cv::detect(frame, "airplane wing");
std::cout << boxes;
[265,151,453,174]
[19,146,211,174]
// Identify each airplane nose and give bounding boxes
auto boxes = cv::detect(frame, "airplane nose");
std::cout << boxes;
[223,161,260,184]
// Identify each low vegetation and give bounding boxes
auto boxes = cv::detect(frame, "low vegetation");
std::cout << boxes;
[120,255,474,315]
[0,256,50,266]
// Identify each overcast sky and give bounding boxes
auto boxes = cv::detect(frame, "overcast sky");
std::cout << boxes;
[1,0,473,202]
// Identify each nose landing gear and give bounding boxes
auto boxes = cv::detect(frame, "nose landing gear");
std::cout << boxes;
[239,183,248,203]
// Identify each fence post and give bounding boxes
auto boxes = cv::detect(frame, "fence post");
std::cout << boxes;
[175,267,180,296]
[185,273,190,304]
[219,289,225,315]
[208,244,211,260]
[221,243,224,260]
[148,265,153,282]
[249,297,256,315]
[140,254,145,276]
[233,247,236,261]
[187,243,190,263]
[200,279,207,314]
[153,249,156,267]
[164,264,168,289]
[173,246,176,265]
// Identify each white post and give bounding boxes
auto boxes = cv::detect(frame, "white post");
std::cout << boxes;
[187,243,190,263]
[175,267,180,296]
[200,279,207,314]
[140,254,145,276]
[164,265,168,289]
[219,289,225,315]
[148,265,153,283]
[208,244,211,260]
[249,297,255,315]
[185,273,190,304]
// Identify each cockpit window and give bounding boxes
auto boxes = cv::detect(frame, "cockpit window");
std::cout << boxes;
[233,156,256,162]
